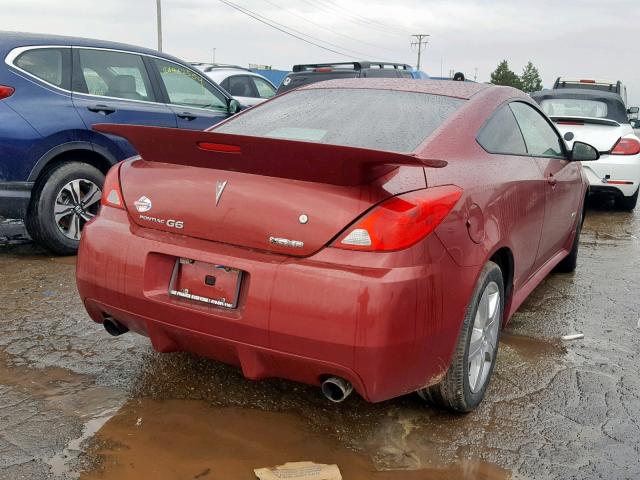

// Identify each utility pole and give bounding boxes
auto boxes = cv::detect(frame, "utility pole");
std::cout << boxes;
[156,0,163,52]
[474,67,478,82]
[213,48,216,64]
[410,34,430,70]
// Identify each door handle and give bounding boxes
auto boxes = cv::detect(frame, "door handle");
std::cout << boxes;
[177,112,197,121]
[547,174,557,186]
[87,104,116,115]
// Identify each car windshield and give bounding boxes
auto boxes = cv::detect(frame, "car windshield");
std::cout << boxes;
[540,98,608,118]
[215,89,465,153]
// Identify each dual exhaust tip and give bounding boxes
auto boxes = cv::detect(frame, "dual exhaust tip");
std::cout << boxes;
[102,317,353,402]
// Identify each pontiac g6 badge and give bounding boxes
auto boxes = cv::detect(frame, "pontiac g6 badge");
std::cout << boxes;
[215,180,227,206]
[134,195,152,213]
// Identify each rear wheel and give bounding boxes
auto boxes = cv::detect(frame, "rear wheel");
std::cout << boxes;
[26,162,104,255]
[614,188,638,211]
[418,261,504,412]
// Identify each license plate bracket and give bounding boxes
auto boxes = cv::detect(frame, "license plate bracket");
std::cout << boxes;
[168,258,243,309]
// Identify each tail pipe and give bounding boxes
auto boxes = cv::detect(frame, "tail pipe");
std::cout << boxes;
[321,377,353,403]
[102,316,129,336]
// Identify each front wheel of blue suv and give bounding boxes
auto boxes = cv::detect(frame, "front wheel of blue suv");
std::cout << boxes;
[25,162,105,255]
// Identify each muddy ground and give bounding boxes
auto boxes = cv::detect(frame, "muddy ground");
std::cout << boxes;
[0,200,638,480]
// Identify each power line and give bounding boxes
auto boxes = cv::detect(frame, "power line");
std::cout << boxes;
[411,34,429,70]
[217,0,372,59]
[319,0,410,37]
[259,0,406,58]
[305,0,409,38]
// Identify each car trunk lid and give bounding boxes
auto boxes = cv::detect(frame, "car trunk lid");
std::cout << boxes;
[551,116,634,152]
[97,124,436,256]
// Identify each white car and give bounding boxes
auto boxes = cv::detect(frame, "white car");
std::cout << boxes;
[532,89,640,210]
[191,64,277,108]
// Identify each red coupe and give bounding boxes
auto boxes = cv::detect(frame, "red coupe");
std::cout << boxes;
[76,79,597,411]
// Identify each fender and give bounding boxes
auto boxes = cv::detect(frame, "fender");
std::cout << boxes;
[27,141,118,181]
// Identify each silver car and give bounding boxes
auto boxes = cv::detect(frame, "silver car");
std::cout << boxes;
[192,64,277,108]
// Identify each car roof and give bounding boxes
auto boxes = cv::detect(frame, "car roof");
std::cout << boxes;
[299,78,492,100]
[204,69,275,86]
[0,30,185,65]
[292,61,412,72]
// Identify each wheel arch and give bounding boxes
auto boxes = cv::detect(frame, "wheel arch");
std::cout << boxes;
[488,246,514,325]
[27,142,117,185]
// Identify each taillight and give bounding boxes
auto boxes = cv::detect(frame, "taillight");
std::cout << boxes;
[0,85,14,99]
[332,185,463,252]
[100,163,125,209]
[611,137,640,155]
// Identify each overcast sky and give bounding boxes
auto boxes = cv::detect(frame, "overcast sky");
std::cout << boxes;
[2,0,640,103]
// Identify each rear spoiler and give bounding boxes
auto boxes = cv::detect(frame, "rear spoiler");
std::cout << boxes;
[549,116,620,127]
[93,124,446,186]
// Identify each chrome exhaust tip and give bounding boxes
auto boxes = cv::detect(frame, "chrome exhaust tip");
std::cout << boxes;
[103,316,129,336]
[321,377,353,403]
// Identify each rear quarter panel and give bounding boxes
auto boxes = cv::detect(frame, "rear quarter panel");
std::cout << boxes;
[418,89,546,299]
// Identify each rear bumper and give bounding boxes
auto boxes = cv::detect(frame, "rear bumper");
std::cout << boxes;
[76,208,476,402]
[0,181,32,219]
[582,154,640,197]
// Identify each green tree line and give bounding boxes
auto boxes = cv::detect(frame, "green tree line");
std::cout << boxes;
[490,60,543,93]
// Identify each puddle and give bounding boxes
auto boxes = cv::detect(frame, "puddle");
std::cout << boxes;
[80,398,510,480]
[0,350,124,478]
[500,333,565,360]
[47,407,119,478]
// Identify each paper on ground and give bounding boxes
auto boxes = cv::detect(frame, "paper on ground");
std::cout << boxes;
[254,461,342,480]
[561,333,584,341]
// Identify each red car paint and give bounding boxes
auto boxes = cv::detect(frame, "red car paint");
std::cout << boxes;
[76,79,588,402]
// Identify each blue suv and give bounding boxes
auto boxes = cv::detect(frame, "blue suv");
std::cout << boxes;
[0,32,240,254]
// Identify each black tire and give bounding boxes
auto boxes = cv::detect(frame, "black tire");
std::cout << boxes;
[418,261,504,412]
[554,209,582,273]
[614,188,638,211]
[25,162,104,255]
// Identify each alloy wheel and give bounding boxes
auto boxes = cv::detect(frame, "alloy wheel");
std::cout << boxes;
[54,179,101,240]
[468,281,501,393]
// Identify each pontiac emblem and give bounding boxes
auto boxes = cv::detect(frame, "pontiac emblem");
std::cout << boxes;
[134,195,152,213]
[215,180,228,206]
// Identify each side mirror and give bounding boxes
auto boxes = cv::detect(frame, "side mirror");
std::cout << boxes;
[571,141,599,161]
[227,98,241,114]
[628,106,639,114]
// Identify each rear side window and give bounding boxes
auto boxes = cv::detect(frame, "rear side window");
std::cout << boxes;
[252,77,276,99]
[216,89,464,153]
[510,102,564,157]
[477,105,527,155]
[15,48,70,89]
[75,49,155,102]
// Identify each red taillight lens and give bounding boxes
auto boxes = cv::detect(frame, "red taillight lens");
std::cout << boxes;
[333,185,463,252]
[0,85,14,99]
[611,137,640,155]
[100,164,125,209]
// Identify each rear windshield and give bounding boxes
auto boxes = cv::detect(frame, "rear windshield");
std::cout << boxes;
[215,89,465,153]
[540,99,608,118]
